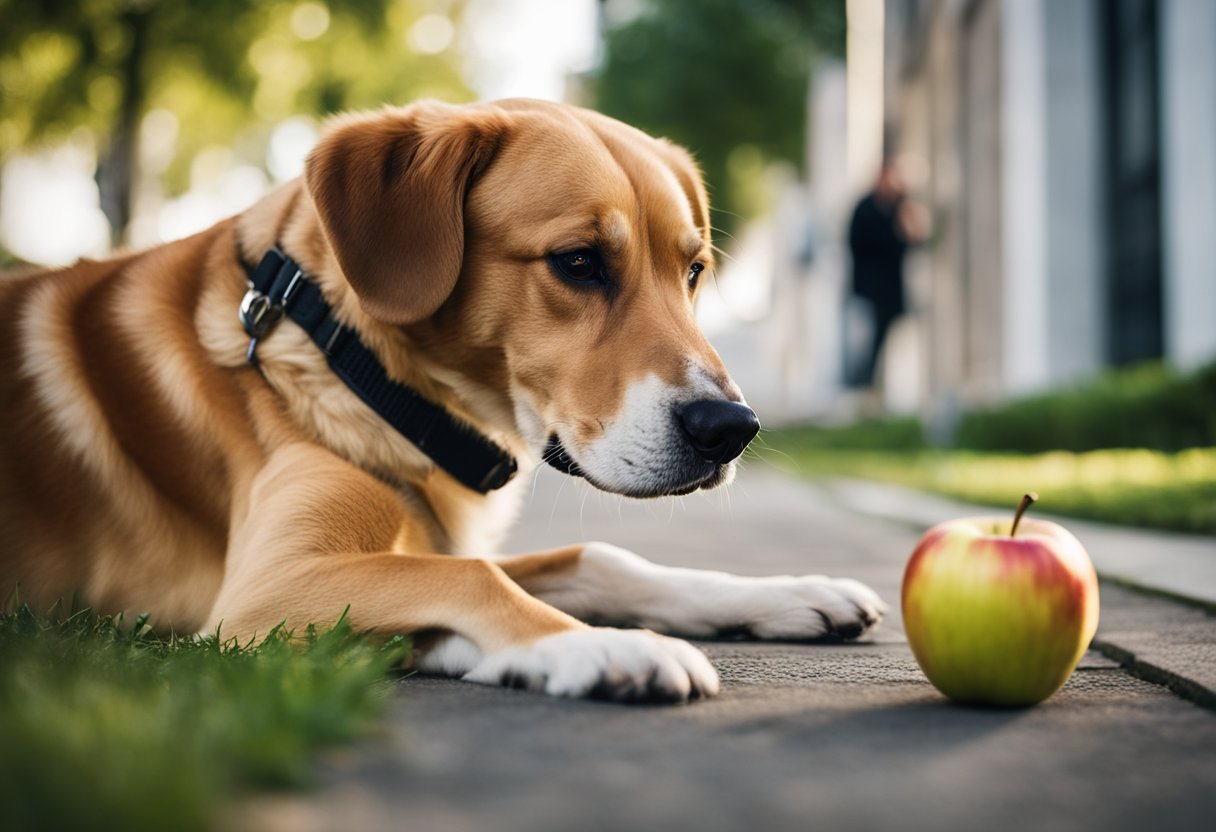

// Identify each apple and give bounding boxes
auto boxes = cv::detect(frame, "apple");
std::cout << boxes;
[901,493,1100,706]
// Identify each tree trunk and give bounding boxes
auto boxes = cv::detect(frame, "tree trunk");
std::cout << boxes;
[96,6,151,248]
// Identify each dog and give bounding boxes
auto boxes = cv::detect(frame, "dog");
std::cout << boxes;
[0,99,884,703]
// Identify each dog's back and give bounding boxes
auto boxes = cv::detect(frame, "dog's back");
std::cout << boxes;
[0,224,244,627]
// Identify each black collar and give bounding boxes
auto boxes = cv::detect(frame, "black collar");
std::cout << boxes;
[239,247,518,493]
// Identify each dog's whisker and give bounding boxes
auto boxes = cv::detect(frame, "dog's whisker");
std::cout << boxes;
[579,482,591,538]
[547,471,570,532]
[709,243,737,265]
[529,461,546,498]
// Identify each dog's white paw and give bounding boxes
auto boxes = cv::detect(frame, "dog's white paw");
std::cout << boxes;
[734,575,887,641]
[463,628,720,703]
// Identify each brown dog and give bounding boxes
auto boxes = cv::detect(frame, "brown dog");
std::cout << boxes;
[0,99,882,703]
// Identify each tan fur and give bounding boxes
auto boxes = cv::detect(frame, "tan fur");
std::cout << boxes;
[0,99,736,663]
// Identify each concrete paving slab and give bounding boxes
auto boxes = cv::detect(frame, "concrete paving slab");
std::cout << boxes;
[246,644,1214,832]
[1094,585,1216,708]
[241,464,1216,832]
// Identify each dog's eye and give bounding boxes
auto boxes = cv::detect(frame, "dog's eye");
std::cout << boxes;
[688,262,704,291]
[551,249,604,284]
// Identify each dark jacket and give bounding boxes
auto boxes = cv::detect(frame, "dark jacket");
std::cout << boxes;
[848,193,907,316]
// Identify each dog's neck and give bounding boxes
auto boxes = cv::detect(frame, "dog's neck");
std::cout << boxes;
[239,247,518,493]
[224,182,537,553]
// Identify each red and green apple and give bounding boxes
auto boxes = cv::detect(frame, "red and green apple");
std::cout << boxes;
[901,493,1100,706]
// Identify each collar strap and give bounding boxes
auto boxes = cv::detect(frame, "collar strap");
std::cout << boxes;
[240,247,518,494]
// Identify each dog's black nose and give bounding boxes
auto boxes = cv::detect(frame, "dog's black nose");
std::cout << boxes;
[677,400,760,464]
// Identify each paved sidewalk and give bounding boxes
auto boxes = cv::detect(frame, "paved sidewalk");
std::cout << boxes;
[245,464,1216,832]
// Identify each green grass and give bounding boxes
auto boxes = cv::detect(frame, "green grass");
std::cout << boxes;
[761,438,1216,534]
[0,604,409,832]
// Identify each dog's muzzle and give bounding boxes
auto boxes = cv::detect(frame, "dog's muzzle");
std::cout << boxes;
[543,399,759,490]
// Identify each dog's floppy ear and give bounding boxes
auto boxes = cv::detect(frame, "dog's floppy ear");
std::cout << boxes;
[305,102,508,324]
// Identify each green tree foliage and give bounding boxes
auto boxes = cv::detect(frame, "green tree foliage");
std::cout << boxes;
[0,0,473,242]
[592,0,846,240]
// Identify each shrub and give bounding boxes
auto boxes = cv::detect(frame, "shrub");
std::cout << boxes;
[777,360,1216,454]
[954,361,1216,453]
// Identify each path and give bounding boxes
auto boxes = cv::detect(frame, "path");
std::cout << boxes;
[244,464,1216,832]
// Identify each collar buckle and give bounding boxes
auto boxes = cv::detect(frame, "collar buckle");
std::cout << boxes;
[240,288,282,338]
[239,288,283,367]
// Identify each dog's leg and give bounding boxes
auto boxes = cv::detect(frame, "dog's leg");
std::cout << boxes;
[206,448,717,702]
[492,543,887,641]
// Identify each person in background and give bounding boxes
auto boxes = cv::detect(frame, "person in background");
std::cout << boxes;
[846,157,929,389]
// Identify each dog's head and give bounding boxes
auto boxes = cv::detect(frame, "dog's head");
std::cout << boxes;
[305,99,758,498]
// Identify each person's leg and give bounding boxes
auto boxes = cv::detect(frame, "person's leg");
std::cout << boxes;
[859,303,886,388]
[846,296,875,388]
[864,303,900,389]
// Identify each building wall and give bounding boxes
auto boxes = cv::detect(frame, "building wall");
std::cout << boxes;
[1161,0,1216,370]
[959,0,1003,401]
[1042,0,1105,385]
[997,0,1106,395]
[997,0,1049,397]
[924,7,966,418]
[880,0,1215,419]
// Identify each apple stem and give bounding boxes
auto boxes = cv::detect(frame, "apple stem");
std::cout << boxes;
[1011,492,1038,537]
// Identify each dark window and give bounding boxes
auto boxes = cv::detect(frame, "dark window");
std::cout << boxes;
[1103,0,1164,365]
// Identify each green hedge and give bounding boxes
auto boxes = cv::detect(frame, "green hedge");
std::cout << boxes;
[954,361,1216,453]
[767,361,1216,533]
[779,360,1216,454]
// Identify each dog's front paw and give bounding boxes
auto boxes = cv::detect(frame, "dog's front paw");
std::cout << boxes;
[737,576,887,641]
[463,628,720,703]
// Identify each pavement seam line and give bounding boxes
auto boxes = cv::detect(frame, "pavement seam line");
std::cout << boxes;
[1091,638,1216,713]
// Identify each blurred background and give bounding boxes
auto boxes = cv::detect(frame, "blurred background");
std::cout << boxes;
[2,0,1214,529]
